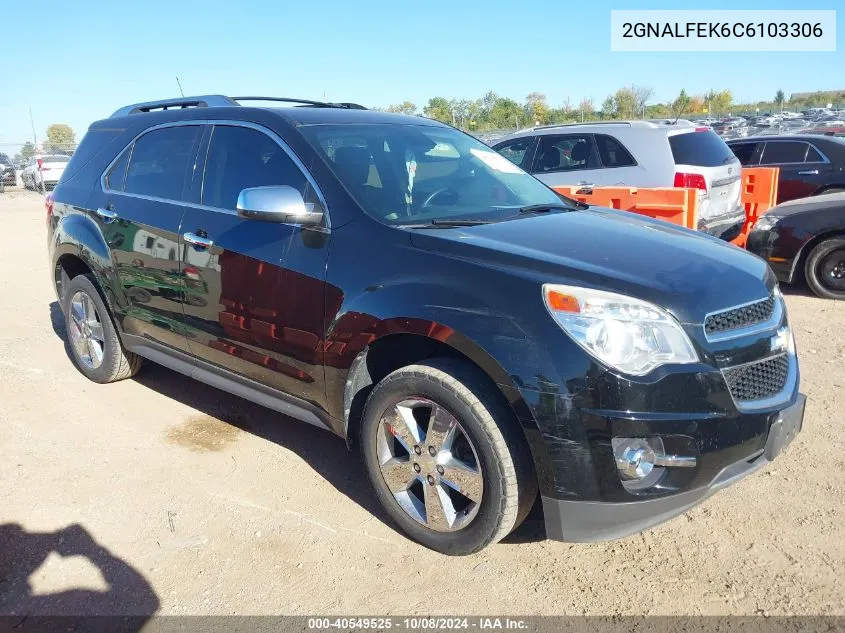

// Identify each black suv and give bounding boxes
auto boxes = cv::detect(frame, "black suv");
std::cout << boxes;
[48,95,805,555]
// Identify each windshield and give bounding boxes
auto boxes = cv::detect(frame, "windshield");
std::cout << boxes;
[299,123,568,225]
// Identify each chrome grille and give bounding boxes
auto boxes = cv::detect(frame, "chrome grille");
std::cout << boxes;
[705,295,776,336]
[723,354,789,402]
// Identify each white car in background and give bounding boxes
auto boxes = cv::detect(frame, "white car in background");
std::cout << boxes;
[22,155,70,191]
[492,119,745,240]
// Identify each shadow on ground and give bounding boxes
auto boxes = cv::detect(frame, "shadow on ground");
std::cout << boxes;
[48,301,546,547]
[0,522,159,622]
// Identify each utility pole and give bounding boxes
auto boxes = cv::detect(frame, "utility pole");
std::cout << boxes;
[29,106,43,193]
[29,106,37,148]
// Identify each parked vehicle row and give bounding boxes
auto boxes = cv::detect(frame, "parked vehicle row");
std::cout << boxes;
[47,94,804,554]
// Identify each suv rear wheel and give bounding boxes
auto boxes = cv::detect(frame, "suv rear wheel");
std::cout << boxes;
[360,358,536,555]
[62,274,143,382]
[805,237,845,300]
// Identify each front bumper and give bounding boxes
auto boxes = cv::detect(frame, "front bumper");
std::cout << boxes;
[541,393,805,542]
[746,227,795,283]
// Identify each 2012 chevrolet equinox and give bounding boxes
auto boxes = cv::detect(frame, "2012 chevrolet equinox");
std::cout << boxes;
[47,95,805,555]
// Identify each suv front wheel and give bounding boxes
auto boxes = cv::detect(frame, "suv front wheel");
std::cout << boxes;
[360,358,537,555]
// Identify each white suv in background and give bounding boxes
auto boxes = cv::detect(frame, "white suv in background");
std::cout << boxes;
[22,154,71,191]
[492,120,745,240]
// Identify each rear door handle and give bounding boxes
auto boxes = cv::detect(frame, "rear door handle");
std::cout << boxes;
[798,169,819,175]
[183,232,213,249]
[96,207,118,223]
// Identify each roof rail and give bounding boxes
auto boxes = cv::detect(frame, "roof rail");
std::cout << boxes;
[110,95,238,118]
[232,96,367,109]
[532,121,635,131]
[110,94,368,118]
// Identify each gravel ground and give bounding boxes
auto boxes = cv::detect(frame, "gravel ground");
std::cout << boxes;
[0,188,842,617]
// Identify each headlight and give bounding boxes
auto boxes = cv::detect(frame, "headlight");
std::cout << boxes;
[542,284,699,376]
[751,214,781,233]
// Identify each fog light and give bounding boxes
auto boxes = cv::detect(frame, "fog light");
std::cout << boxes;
[612,438,660,480]
[611,437,697,491]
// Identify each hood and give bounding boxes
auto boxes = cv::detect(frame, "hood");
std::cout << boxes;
[768,191,845,217]
[409,208,773,325]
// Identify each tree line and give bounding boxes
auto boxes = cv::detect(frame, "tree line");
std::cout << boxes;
[13,124,76,163]
[378,88,845,132]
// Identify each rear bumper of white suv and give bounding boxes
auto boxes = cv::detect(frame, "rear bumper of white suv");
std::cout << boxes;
[698,204,745,241]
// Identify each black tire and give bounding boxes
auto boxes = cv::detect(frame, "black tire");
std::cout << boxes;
[805,237,845,300]
[62,274,143,382]
[360,358,537,555]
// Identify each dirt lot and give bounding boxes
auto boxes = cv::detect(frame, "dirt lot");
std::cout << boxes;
[0,188,843,616]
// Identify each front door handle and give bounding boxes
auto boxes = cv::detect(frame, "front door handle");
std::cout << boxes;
[96,207,118,223]
[183,232,213,249]
[798,169,819,175]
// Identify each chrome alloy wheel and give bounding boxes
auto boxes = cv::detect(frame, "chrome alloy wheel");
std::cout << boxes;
[68,291,106,369]
[377,398,483,532]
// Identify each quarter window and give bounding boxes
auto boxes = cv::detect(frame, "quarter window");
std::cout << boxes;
[105,147,131,191]
[595,134,636,168]
[202,125,311,211]
[124,126,200,200]
[805,145,824,162]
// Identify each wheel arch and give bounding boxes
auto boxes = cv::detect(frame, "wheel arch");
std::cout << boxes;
[52,208,116,306]
[814,185,845,195]
[342,326,538,437]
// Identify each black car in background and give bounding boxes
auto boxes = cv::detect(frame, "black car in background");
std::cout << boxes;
[727,135,845,203]
[0,152,14,189]
[47,94,804,554]
[746,192,845,300]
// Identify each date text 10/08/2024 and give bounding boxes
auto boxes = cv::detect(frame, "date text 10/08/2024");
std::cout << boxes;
[307,617,529,630]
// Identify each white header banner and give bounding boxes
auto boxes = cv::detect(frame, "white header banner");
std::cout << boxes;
[610,10,836,52]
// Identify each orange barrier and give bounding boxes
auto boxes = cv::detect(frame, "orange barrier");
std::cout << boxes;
[554,186,699,230]
[730,167,780,248]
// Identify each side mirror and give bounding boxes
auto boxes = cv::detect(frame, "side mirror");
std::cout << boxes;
[236,185,323,226]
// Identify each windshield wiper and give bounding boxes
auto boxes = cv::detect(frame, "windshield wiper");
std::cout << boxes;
[403,219,496,229]
[518,202,584,214]
[430,219,495,226]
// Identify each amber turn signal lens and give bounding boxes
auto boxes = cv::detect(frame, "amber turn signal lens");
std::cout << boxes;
[546,290,580,313]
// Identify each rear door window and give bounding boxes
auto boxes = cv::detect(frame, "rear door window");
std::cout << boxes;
[595,134,636,167]
[669,129,737,167]
[124,126,201,201]
[532,134,598,173]
[493,137,536,170]
[760,141,810,164]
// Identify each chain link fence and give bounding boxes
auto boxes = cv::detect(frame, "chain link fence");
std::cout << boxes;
[0,142,78,192]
